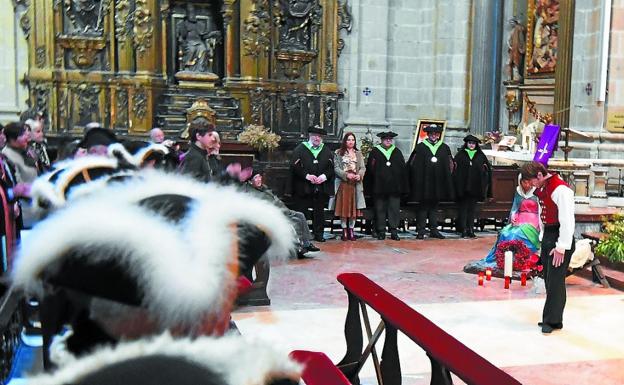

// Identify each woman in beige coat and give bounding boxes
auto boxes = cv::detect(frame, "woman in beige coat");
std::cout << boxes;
[331,132,366,241]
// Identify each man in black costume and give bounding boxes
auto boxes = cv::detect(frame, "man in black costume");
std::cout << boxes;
[408,124,455,239]
[365,131,406,240]
[179,118,221,182]
[288,126,334,242]
[453,134,492,238]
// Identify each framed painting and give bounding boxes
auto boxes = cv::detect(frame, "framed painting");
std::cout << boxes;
[412,119,447,150]
[525,0,559,77]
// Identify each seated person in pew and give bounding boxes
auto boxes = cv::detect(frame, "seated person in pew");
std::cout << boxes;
[464,175,541,273]
[244,171,320,259]
[11,171,297,368]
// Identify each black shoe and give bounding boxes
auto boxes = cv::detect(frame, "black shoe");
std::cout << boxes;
[377,233,386,240]
[538,322,563,329]
[430,231,445,239]
[314,235,326,242]
[467,230,477,238]
[416,233,425,240]
[297,250,314,259]
[541,324,554,334]
[390,231,400,241]
[304,244,320,252]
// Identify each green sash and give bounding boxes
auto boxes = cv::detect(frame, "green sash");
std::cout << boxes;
[303,142,324,158]
[375,144,395,161]
[465,149,477,160]
[422,139,443,156]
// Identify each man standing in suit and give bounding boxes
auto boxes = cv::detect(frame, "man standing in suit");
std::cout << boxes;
[289,126,334,242]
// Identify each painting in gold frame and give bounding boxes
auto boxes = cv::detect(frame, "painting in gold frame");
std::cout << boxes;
[412,119,447,151]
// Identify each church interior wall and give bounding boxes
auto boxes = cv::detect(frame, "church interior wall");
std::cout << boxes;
[338,0,471,157]
[0,0,29,124]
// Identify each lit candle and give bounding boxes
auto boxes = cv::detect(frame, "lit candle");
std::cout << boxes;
[478,272,484,286]
[504,251,513,278]
[504,276,510,289]
[521,272,527,286]
[485,268,492,281]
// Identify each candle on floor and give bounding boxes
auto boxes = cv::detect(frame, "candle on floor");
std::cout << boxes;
[485,268,492,281]
[504,251,513,278]
[504,276,510,289]
[478,272,484,286]
[521,272,527,286]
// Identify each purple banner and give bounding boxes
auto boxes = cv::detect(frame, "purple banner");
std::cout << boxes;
[533,124,560,166]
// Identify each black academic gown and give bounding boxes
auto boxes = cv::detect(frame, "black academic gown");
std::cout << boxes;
[288,143,335,197]
[453,148,492,201]
[408,140,455,202]
[365,146,407,196]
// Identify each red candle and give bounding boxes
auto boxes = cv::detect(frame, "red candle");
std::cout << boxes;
[485,268,492,281]
[521,272,527,286]
[504,276,510,289]
[478,272,484,286]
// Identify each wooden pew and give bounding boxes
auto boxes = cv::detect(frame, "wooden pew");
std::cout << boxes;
[336,272,521,385]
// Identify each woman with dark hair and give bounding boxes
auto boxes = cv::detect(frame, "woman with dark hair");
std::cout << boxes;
[453,134,492,238]
[330,132,366,241]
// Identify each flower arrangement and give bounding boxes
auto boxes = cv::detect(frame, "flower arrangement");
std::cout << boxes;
[359,128,375,160]
[595,213,624,263]
[238,124,281,152]
[494,240,541,274]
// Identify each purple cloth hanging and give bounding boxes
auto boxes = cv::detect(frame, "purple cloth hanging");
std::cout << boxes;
[533,124,560,166]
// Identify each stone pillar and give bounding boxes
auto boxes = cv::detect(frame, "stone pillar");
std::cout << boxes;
[591,166,609,207]
[342,0,390,134]
[469,0,504,135]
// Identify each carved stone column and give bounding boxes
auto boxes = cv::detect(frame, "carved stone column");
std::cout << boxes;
[469,0,504,135]
[553,0,575,128]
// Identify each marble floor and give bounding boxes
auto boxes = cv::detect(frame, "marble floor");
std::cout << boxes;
[233,232,624,385]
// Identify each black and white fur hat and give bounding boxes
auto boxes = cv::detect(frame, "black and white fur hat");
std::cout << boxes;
[25,333,302,385]
[13,171,296,331]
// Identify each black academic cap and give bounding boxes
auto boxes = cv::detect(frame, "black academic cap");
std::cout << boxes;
[78,127,118,149]
[376,131,398,139]
[307,125,328,135]
[423,124,443,133]
[463,134,481,143]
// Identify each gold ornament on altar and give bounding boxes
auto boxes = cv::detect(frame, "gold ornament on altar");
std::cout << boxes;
[180,100,217,139]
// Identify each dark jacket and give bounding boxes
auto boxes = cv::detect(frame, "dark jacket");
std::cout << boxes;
[408,140,455,202]
[364,146,407,195]
[179,143,221,183]
[453,147,492,201]
[288,143,335,196]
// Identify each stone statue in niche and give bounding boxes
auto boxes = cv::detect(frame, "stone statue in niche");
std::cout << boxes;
[506,17,525,81]
[176,3,222,74]
[278,0,320,51]
[64,0,107,35]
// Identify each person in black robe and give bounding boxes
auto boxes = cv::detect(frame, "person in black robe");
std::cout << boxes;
[408,124,455,239]
[453,134,492,238]
[288,126,334,242]
[365,131,406,240]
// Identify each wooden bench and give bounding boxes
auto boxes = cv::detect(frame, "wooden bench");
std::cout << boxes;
[336,273,521,385]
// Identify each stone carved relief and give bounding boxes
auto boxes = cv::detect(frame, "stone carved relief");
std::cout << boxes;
[323,96,336,130]
[280,91,306,127]
[337,0,352,56]
[58,88,69,126]
[250,87,272,125]
[13,0,31,39]
[307,98,316,128]
[242,0,271,57]
[63,0,111,35]
[70,83,100,124]
[114,0,132,47]
[32,84,50,120]
[276,0,322,51]
[116,88,129,126]
[133,0,153,55]
[133,88,147,120]
[20,12,31,39]
[58,37,106,68]
[324,49,333,81]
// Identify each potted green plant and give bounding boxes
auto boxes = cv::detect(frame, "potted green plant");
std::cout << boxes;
[595,213,624,271]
